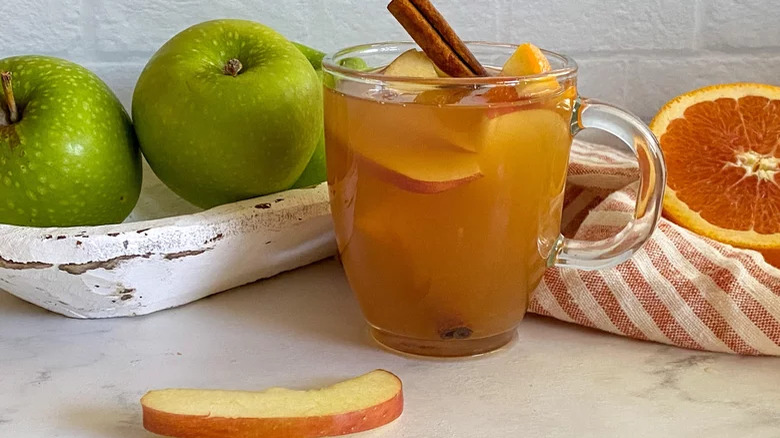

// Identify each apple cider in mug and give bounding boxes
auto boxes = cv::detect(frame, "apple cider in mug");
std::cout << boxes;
[325,67,575,356]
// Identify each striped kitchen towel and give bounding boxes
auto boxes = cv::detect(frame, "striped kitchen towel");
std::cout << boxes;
[531,140,780,356]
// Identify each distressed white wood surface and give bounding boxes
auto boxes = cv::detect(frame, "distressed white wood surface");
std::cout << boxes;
[0,165,337,319]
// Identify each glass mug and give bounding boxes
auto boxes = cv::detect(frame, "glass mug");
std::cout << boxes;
[322,42,665,357]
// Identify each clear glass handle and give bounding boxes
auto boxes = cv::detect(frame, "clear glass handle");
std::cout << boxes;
[550,98,667,270]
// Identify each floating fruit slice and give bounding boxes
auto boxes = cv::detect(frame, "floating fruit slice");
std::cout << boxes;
[484,43,563,118]
[498,43,559,94]
[650,83,780,266]
[412,88,489,153]
[141,370,403,438]
[384,49,438,78]
[326,84,483,194]
[355,146,483,194]
[500,42,551,75]
[482,107,571,162]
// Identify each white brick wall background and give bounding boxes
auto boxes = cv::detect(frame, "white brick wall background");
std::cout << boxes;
[2,0,779,121]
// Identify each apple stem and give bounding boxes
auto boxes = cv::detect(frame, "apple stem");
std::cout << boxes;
[223,59,243,77]
[1,72,19,124]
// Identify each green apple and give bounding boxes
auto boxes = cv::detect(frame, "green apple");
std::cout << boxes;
[132,20,322,209]
[289,43,368,189]
[290,43,326,189]
[0,56,141,227]
[292,42,370,72]
[292,42,326,71]
[290,135,326,189]
[339,57,370,71]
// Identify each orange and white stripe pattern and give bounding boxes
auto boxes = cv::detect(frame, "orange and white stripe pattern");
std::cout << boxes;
[531,140,780,355]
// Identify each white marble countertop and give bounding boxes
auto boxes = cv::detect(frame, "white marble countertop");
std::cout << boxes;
[1,258,779,438]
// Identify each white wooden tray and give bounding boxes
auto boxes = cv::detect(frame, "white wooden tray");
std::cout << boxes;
[0,164,337,319]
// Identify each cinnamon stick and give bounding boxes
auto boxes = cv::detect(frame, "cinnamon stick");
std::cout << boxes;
[388,0,487,77]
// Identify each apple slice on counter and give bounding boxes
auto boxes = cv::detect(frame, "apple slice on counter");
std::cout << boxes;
[141,370,403,438]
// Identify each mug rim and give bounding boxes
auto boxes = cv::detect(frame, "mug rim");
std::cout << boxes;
[322,41,579,87]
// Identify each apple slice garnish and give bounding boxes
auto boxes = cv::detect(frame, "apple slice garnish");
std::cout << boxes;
[411,88,486,153]
[349,49,483,193]
[357,150,483,194]
[381,50,487,153]
[141,370,403,438]
[433,63,451,78]
[348,120,483,194]
[384,49,439,78]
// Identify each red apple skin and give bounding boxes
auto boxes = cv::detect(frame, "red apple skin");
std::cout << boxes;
[357,154,483,195]
[142,383,403,438]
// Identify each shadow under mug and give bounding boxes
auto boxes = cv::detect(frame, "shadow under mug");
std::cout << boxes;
[322,42,666,357]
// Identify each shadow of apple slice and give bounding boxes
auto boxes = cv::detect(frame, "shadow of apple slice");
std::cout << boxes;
[354,149,483,194]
